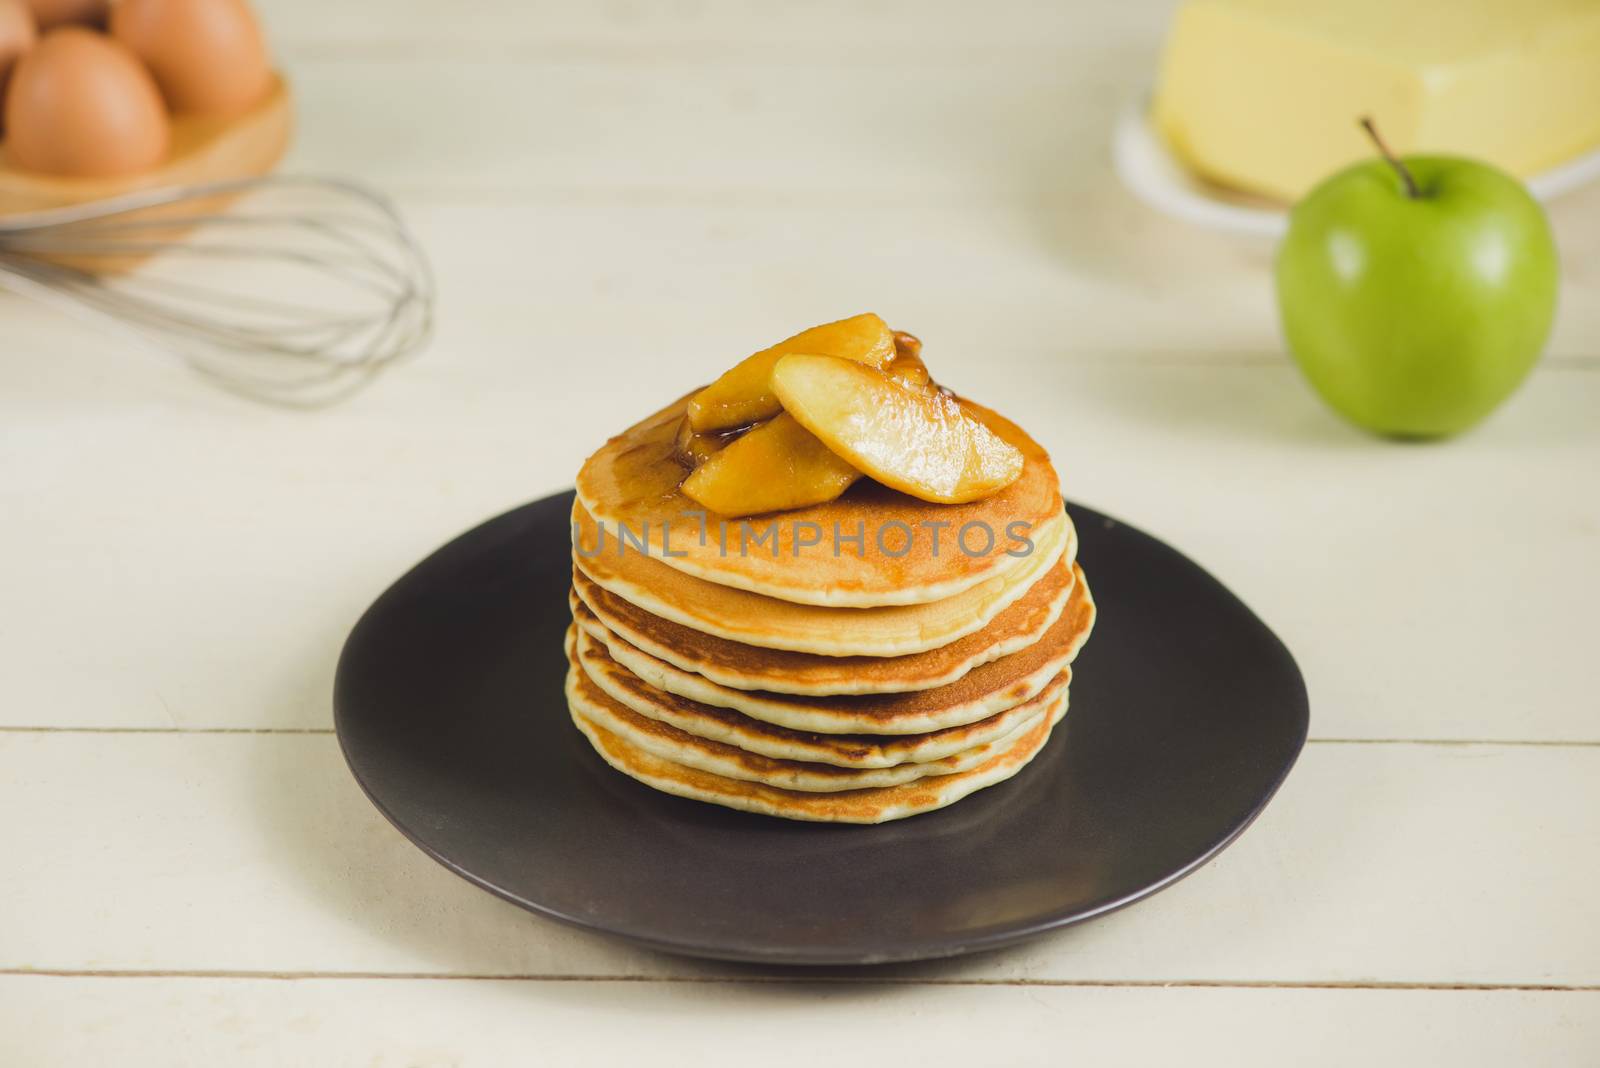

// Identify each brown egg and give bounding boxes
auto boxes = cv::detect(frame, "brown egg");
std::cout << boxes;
[111,0,270,119]
[22,0,104,30]
[0,0,38,129]
[5,27,169,177]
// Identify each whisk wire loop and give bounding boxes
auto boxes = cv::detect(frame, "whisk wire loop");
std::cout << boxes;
[0,174,435,406]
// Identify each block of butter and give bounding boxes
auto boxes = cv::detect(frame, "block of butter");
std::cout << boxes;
[1153,0,1600,202]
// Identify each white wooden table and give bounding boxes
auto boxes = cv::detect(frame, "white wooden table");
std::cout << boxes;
[3,2,1597,1063]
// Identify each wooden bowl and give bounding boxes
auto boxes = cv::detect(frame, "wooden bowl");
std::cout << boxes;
[0,72,292,241]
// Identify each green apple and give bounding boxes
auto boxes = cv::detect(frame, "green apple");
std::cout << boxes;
[1275,123,1559,438]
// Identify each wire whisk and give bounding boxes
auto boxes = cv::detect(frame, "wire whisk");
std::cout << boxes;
[0,175,434,406]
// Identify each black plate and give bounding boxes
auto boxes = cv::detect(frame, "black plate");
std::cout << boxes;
[335,492,1307,965]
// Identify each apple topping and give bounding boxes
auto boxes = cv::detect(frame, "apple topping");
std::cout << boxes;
[772,354,1023,504]
[885,330,932,388]
[681,412,861,517]
[674,416,733,467]
[685,313,895,432]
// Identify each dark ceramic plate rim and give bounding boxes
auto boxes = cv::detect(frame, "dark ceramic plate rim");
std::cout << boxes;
[334,493,1308,966]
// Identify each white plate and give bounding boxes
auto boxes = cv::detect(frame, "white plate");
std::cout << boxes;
[1112,90,1600,239]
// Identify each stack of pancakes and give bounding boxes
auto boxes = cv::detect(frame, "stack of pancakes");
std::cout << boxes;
[566,397,1096,824]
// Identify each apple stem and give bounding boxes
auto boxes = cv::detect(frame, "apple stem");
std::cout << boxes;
[1359,116,1420,198]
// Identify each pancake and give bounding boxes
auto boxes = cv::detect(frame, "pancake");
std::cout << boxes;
[574,394,1065,607]
[569,678,1070,824]
[572,567,1094,736]
[571,557,1078,696]
[567,628,1065,792]
[573,500,1072,657]
[573,622,1074,765]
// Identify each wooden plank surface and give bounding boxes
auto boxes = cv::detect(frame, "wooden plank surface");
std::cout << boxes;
[2,0,1596,1062]
[3,733,1595,986]
[4,978,1596,1068]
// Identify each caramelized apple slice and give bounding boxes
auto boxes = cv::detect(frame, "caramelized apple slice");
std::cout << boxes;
[686,313,895,432]
[772,354,1023,504]
[674,416,730,467]
[681,413,861,517]
[885,330,931,389]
